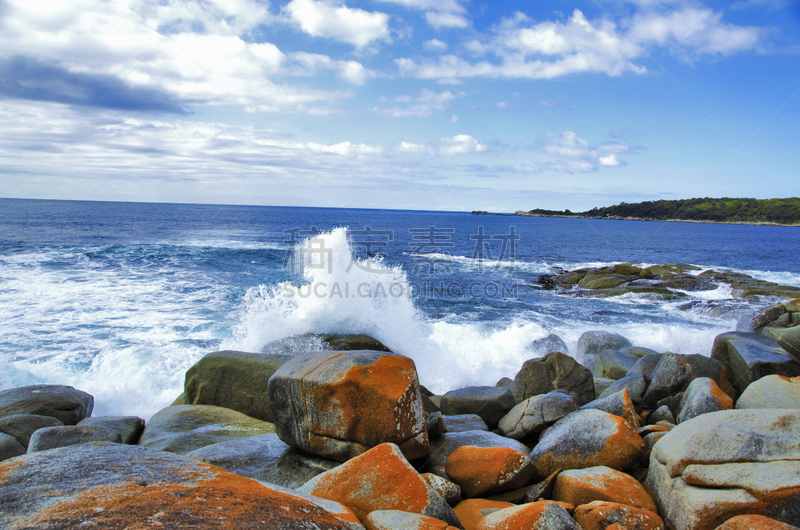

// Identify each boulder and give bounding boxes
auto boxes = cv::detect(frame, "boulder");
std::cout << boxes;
[648,405,675,425]
[528,409,644,479]
[474,500,580,530]
[77,416,145,445]
[445,446,535,498]
[715,514,800,529]
[594,378,615,397]
[528,334,569,357]
[581,389,641,429]
[138,404,275,454]
[552,466,656,512]
[184,350,292,422]
[594,349,640,380]
[426,431,531,469]
[440,387,515,430]
[642,353,693,408]
[453,499,514,530]
[364,510,452,530]
[427,412,445,438]
[0,442,361,529]
[498,392,579,441]
[572,501,664,530]
[627,353,663,383]
[442,414,488,433]
[299,443,461,528]
[422,473,462,507]
[599,373,648,406]
[524,468,561,502]
[646,409,800,530]
[736,374,800,410]
[677,377,733,423]
[0,414,64,448]
[621,346,659,358]
[711,332,800,393]
[675,354,727,384]
[269,350,429,462]
[495,377,513,389]
[186,433,339,488]
[0,385,93,425]
[27,425,121,452]
[577,331,633,372]
[512,352,594,406]
[751,299,800,359]
[0,432,25,461]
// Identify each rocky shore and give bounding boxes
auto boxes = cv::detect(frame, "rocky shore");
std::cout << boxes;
[2,299,800,529]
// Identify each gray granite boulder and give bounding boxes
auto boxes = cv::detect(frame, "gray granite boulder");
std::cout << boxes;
[528,409,644,480]
[442,414,488,433]
[593,349,640,380]
[0,442,360,529]
[426,430,530,469]
[0,385,93,425]
[440,386,515,429]
[646,409,800,530]
[528,333,569,357]
[186,433,339,488]
[138,404,275,455]
[498,392,579,441]
[0,414,64,448]
[649,405,676,424]
[77,416,145,444]
[677,377,733,424]
[711,332,800,393]
[184,350,292,422]
[27,425,122,453]
[737,375,800,410]
[0,432,25,461]
[642,353,693,407]
[744,299,800,359]
[512,351,595,406]
[581,388,641,429]
[268,350,429,462]
[599,373,648,406]
[577,331,633,372]
[626,353,662,383]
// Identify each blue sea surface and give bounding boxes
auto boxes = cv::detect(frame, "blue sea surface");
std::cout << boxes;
[2,198,799,417]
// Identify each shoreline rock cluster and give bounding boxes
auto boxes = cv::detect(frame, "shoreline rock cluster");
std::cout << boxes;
[2,301,800,529]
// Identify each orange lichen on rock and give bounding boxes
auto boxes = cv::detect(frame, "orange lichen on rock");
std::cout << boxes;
[573,501,664,530]
[453,499,514,530]
[13,464,359,529]
[715,514,800,529]
[553,466,657,513]
[475,500,579,530]
[445,446,535,498]
[299,443,458,526]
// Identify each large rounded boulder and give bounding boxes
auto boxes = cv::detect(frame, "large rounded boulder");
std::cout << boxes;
[268,350,429,462]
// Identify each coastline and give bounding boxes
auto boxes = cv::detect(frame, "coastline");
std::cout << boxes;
[471,211,800,227]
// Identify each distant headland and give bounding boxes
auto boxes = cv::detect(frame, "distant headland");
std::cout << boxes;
[472,197,800,226]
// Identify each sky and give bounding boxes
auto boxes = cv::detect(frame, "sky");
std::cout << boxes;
[0,0,798,212]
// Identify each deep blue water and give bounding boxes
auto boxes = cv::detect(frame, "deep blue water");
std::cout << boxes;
[2,198,799,418]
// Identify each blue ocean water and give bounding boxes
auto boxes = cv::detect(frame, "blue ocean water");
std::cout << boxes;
[2,198,799,418]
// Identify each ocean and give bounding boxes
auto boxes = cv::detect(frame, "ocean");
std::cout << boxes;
[2,198,799,419]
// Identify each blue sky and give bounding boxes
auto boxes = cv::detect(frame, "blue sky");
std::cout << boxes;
[0,0,798,211]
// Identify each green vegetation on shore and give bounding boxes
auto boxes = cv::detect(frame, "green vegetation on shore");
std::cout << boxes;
[474,197,800,225]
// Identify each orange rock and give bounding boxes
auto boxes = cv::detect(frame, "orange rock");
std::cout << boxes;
[299,443,460,527]
[268,350,430,462]
[364,510,452,530]
[445,446,535,498]
[552,466,657,513]
[475,500,581,529]
[529,409,644,479]
[0,442,362,529]
[573,501,664,530]
[453,499,514,530]
[715,514,800,529]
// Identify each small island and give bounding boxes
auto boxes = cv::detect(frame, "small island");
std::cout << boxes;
[473,197,800,226]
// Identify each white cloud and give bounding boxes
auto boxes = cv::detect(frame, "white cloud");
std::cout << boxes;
[439,134,488,155]
[370,89,462,118]
[375,0,470,29]
[537,130,632,172]
[497,102,507,108]
[397,7,763,81]
[303,140,383,156]
[425,11,470,29]
[423,39,448,51]
[450,114,459,122]
[288,52,376,85]
[396,141,428,153]
[284,0,391,49]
